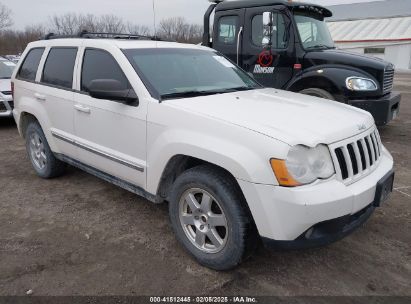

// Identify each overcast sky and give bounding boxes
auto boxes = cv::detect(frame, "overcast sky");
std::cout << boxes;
[2,0,382,30]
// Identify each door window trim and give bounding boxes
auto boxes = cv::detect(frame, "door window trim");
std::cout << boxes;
[250,11,290,49]
[40,46,79,90]
[216,15,240,45]
[16,47,46,82]
[80,47,131,95]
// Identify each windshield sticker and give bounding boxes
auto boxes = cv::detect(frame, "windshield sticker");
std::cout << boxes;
[2,61,16,67]
[213,56,235,68]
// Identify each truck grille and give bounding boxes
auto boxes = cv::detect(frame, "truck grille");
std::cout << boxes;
[331,128,382,183]
[383,66,395,94]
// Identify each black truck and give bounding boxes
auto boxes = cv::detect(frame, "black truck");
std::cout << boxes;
[203,0,401,126]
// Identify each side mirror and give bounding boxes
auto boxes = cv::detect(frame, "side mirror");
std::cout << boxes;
[88,79,139,106]
[262,12,273,48]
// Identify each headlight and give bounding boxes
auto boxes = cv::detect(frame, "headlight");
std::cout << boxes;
[346,77,377,91]
[270,145,335,187]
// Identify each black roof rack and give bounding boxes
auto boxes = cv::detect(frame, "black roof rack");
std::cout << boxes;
[43,30,163,41]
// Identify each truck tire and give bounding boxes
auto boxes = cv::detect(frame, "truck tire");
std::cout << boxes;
[25,121,66,179]
[300,88,335,100]
[168,165,257,270]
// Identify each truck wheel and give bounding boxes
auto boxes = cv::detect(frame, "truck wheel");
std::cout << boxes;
[169,165,257,270]
[300,88,335,100]
[25,121,66,179]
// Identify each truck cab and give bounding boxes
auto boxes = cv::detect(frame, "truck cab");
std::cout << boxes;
[203,0,401,126]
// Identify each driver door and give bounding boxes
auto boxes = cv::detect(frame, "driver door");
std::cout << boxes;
[242,6,295,89]
[73,47,147,188]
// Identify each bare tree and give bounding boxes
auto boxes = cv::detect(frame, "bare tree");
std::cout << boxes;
[158,17,202,43]
[0,2,13,31]
[127,23,151,36]
[0,24,45,55]
[98,15,125,33]
[48,13,79,35]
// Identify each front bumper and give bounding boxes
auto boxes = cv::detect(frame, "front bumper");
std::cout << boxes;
[238,148,394,246]
[0,98,13,117]
[348,92,401,126]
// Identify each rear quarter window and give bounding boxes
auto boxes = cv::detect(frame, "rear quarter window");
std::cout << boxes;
[42,48,78,89]
[18,48,45,81]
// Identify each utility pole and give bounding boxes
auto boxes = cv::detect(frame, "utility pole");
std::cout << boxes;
[152,0,157,37]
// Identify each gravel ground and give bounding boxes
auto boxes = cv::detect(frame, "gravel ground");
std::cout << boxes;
[0,74,410,296]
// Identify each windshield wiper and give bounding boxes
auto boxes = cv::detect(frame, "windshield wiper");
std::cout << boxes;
[160,87,256,101]
[306,44,335,50]
[160,90,220,101]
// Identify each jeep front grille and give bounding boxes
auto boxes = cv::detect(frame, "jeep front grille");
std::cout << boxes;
[0,101,7,112]
[383,66,395,94]
[331,128,382,183]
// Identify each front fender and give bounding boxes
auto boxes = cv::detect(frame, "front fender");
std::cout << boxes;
[145,116,290,195]
[287,65,381,99]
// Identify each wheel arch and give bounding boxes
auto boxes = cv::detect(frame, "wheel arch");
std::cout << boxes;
[155,154,247,205]
[19,111,39,138]
[288,75,340,96]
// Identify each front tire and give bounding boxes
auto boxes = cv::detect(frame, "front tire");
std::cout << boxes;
[300,88,335,100]
[169,165,257,270]
[25,121,66,179]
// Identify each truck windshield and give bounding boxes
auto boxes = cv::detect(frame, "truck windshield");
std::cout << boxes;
[0,60,16,79]
[294,12,335,50]
[123,48,260,100]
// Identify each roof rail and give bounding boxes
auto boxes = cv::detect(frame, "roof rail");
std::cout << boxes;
[43,30,163,41]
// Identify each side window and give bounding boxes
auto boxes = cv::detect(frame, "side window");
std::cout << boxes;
[296,21,318,44]
[18,48,45,81]
[42,48,78,89]
[218,16,238,45]
[251,13,288,49]
[81,49,129,92]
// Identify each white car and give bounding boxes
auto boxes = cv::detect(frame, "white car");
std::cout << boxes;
[12,35,395,270]
[0,57,16,117]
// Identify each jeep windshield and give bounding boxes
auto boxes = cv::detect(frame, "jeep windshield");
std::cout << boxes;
[294,11,335,50]
[0,60,16,79]
[123,48,260,100]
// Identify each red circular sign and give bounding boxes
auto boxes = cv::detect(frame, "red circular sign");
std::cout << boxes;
[258,51,274,67]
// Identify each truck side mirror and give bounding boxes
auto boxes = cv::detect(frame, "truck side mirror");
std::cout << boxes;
[262,12,273,48]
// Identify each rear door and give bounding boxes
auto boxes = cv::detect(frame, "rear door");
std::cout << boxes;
[242,6,295,89]
[38,47,79,158]
[213,9,245,66]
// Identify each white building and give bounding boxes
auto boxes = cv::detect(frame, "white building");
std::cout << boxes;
[327,0,411,70]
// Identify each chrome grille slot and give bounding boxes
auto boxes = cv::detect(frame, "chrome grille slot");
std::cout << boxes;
[331,128,382,183]
[383,66,395,94]
[0,101,6,112]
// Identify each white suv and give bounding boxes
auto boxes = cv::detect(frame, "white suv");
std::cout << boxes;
[12,35,395,270]
[0,57,16,117]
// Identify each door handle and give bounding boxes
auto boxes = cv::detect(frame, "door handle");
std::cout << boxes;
[34,93,46,101]
[74,104,91,114]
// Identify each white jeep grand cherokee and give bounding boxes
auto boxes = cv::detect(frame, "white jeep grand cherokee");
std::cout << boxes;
[12,36,394,270]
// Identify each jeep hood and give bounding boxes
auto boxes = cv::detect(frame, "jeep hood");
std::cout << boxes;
[165,88,375,146]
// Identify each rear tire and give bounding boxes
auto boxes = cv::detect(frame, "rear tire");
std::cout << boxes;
[300,88,335,100]
[25,121,66,179]
[169,165,257,271]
